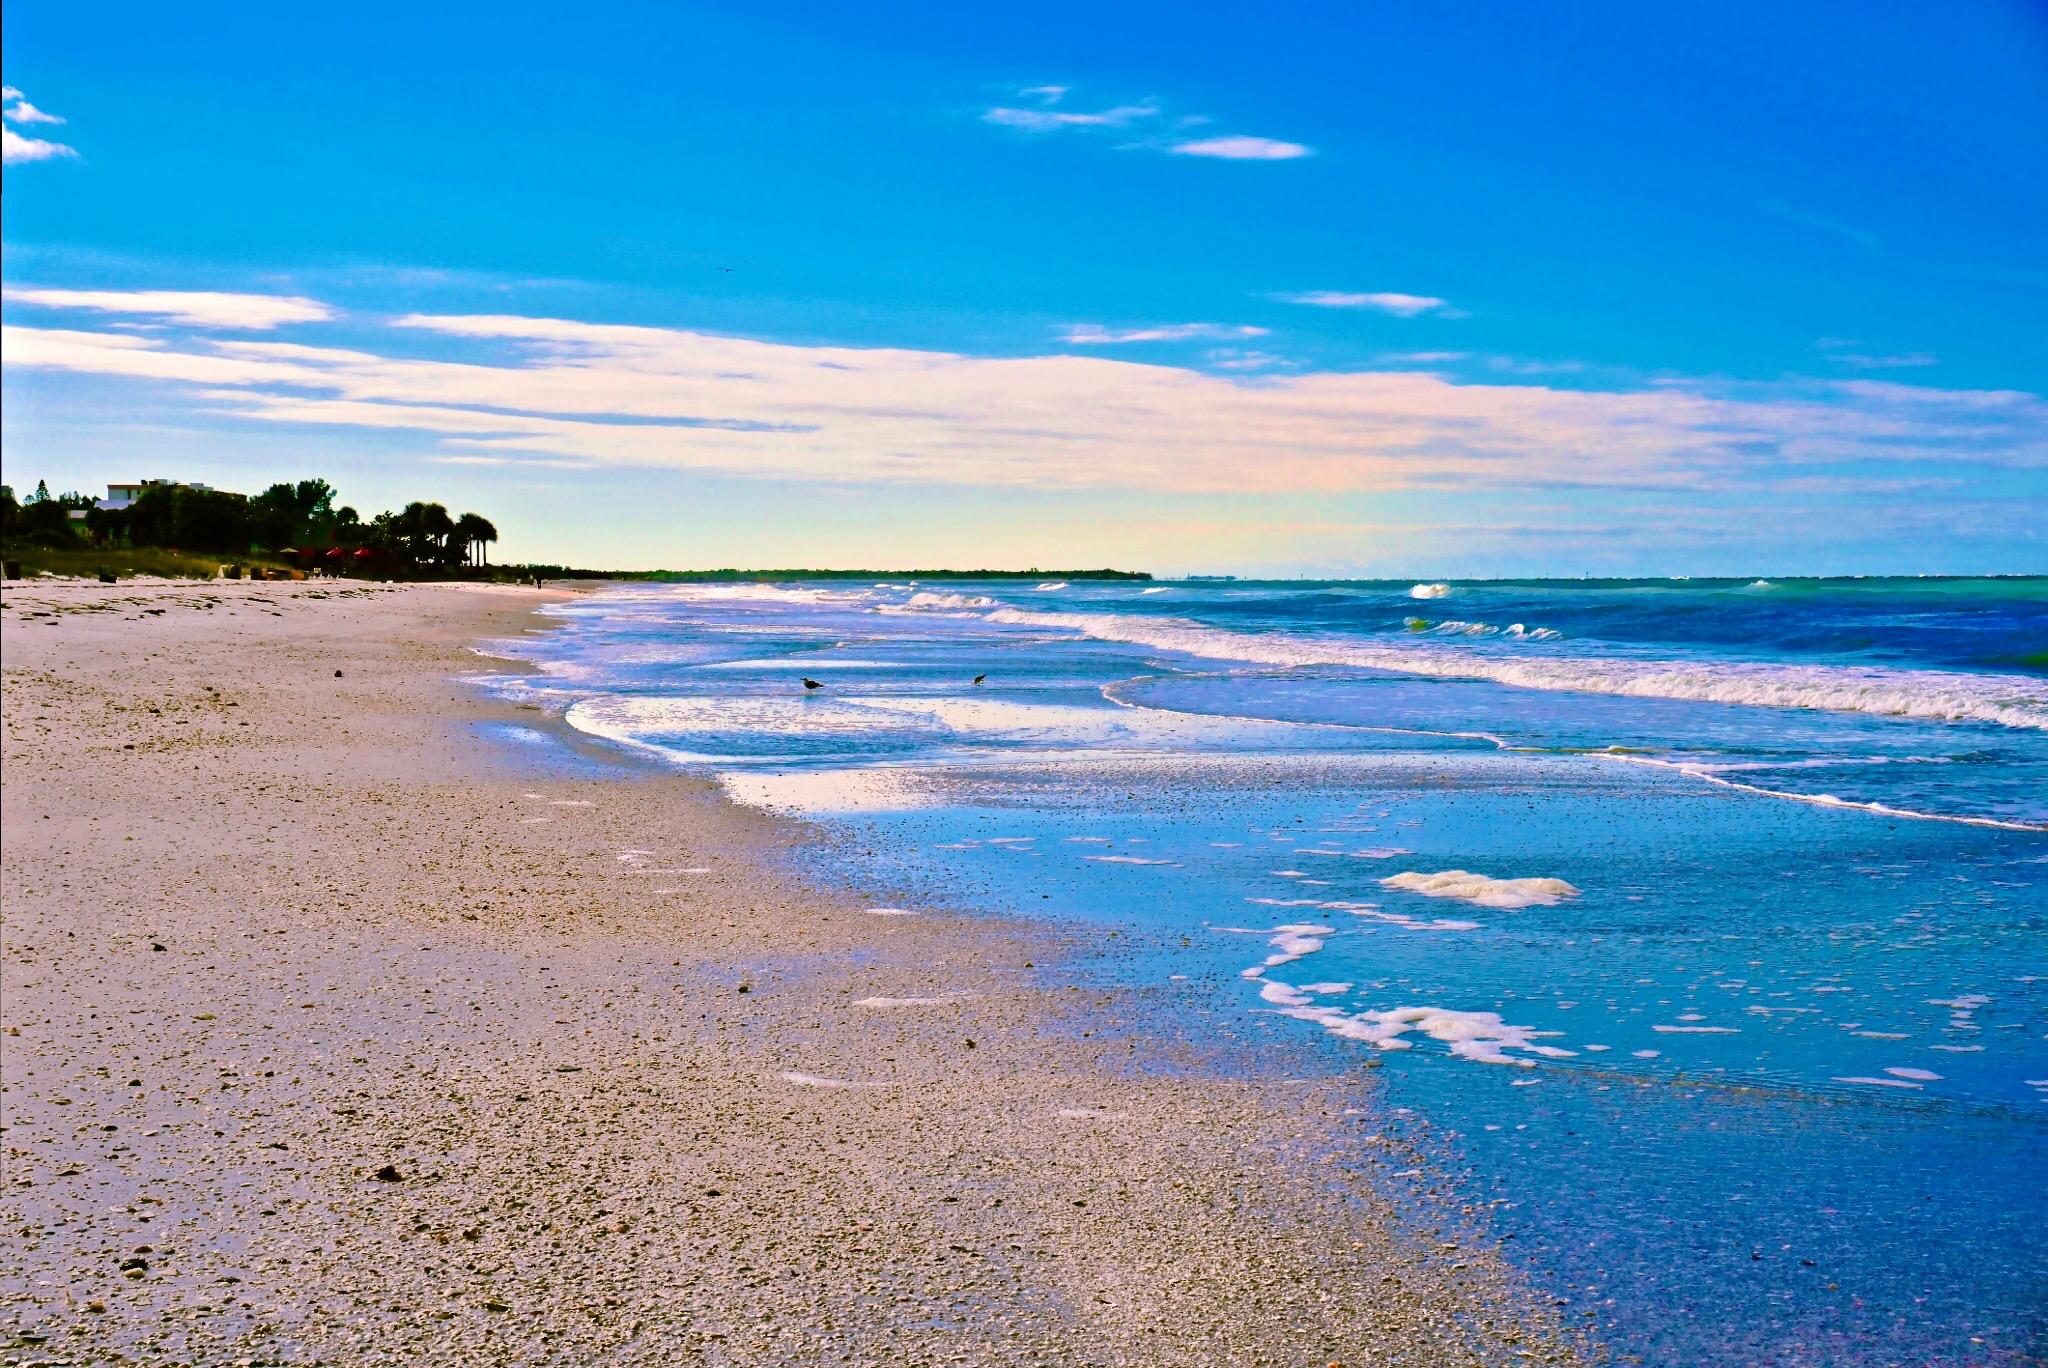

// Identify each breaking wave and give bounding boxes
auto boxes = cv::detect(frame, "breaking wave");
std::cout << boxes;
[1406,617,1563,640]
[975,607,2048,731]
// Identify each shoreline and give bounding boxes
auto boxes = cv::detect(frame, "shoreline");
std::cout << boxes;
[1,578,1583,1365]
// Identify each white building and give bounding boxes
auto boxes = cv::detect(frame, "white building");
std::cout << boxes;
[96,479,233,511]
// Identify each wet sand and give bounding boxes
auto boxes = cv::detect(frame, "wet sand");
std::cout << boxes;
[0,578,1583,1365]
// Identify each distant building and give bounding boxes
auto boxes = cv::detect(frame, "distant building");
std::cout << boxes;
[96,479,241,511]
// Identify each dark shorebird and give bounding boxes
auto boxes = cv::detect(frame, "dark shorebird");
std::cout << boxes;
[802,677,823,690]
[973,674,986,685]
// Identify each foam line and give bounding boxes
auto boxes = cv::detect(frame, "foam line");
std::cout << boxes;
[1597,753,2047,831]
[976,604,2048,731]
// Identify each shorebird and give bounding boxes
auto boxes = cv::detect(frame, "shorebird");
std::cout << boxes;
[802,677,823,690]
[973,674,986,684]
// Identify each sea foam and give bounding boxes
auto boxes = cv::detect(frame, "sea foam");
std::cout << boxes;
[1380,869,1581,909]
[972,606,2048,731]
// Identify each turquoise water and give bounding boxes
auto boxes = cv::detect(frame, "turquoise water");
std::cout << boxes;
[482,577,2047,1364]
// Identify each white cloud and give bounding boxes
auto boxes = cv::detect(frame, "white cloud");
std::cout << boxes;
[3,98,63,125]
[1168,135,1311,161]
[2,86,77,163]
[982,86,1308,160]
[7,304,2040,499]
[2,126,76,164]
[1058,322,1269,344]
[1277,290,1451,317]
[3,288,336,329]
[983,103,1158,131]
[1817,338,1937,369]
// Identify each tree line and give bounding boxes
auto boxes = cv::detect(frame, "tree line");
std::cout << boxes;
[0,478,499,568]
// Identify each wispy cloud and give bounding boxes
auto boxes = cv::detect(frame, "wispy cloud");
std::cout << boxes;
[1203,349,1290,372]
[982,103,1159,132]
[1765,200,1880,251]
[2,287,336,329]
[1817,338,1937,370]
[1168,135,1310,161]
[2,86,77,164]
[1275,291,1453,317]
[1058,322,1268,344]
[1485,355,1586,376]
[7,295,2040,499]
[981,85,1310,161]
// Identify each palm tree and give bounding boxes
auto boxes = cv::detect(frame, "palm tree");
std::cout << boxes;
[419,503,456,564]
[454,513,498,567]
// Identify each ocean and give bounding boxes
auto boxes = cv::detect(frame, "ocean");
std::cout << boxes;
[481,576,2047,1364]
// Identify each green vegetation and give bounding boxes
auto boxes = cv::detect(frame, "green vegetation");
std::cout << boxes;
[0,546,302,580]
[1,478,1149,583]
[0,477,499,578]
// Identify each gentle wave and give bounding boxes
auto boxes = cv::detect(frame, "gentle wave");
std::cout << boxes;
[976,607,2048,731]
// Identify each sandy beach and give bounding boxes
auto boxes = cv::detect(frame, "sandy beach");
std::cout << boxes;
[0,579,1583,1366]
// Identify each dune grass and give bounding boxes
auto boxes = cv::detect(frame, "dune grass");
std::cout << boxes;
[0,547,297,581]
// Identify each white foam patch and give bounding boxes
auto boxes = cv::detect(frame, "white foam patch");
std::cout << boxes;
[1246,895,1478,933]
[1380,869,1581,909]
[780,1071,880,1089]
[1885,1067,1941,1081]
[565,694,946,768]
[719,767,937,813]
[1263,995,1571,1068]
[1833,1075,1922,1090]
[1409,582,1454,599]
[1234,923,1334,974]
[1086,855,1176,865]
[1653,1024,1740,1034]
[865,907,919,917]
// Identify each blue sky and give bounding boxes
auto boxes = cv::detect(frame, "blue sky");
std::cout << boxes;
[3,0,2044,574]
